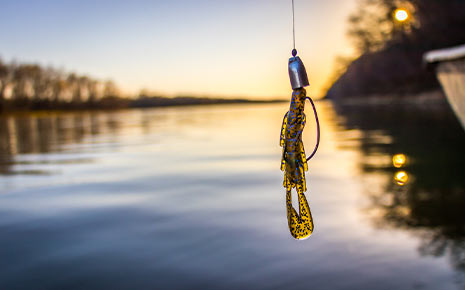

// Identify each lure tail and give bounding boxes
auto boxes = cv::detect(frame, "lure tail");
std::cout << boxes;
[286,189,314,240]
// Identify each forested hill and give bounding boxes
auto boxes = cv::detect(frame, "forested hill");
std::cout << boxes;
[325,0,465,100]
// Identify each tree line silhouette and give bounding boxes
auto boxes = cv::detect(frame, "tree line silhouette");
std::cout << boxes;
[0,59,127,111]
[0,59,279,113]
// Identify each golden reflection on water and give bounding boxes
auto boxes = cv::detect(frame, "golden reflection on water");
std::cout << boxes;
[394,170,409,186]
[392,153,407,168]
[393,154,409,185]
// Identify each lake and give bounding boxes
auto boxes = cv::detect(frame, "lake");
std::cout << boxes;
[1,101,465,290]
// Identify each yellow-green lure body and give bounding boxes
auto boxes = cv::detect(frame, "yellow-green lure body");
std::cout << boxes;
[280,88,314,239]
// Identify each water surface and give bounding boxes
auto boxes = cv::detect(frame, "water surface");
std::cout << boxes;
[1,102,464,289]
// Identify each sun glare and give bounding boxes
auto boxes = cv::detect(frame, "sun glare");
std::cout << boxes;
[394,9,409,22]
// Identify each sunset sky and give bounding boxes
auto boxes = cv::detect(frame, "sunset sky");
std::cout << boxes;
[0,0,356,99]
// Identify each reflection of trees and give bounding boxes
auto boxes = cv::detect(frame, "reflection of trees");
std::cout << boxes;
[0,112,123,175]
[419,232,465,273]
[334,101,465,275]
[0,110,169,175]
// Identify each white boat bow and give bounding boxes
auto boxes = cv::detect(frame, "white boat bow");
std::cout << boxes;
[424,44,465,130]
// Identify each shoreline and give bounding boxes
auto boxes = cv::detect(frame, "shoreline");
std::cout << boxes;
[329,89,448,108]
[0,98,286,115]
[0,99,287,116]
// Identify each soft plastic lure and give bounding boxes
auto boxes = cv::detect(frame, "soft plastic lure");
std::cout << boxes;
[280,49,320,240]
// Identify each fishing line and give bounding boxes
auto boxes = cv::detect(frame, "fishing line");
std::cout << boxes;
[291,0,319,161]
[292,0,296,51]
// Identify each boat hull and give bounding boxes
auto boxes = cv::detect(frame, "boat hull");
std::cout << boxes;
[435,59,465,130]
[424,44,465,131]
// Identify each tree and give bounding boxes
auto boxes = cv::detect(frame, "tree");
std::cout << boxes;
[67,73,81,103]
[12,64,32,101]
[0,59,10,108]
[29,64,49,101]
[347,0,395,54]
[103,80,120,98]
[87,79,99,103]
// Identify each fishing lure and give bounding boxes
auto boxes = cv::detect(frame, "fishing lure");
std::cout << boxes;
[280,49,320,240]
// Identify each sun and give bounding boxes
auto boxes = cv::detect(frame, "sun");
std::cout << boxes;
[394,9,409,22]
